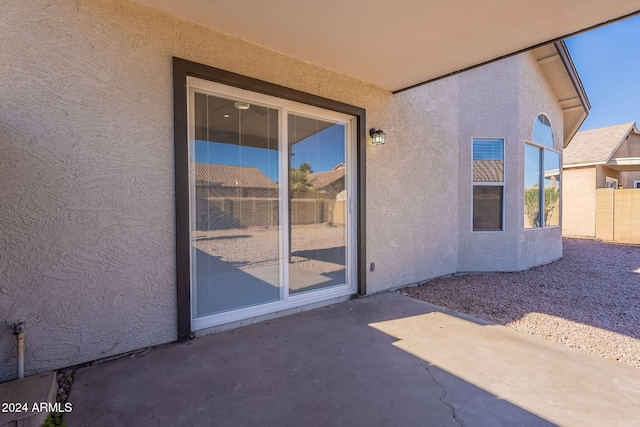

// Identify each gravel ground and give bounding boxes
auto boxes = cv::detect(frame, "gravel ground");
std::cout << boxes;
[194,224,346,274]
[401,238,640,368]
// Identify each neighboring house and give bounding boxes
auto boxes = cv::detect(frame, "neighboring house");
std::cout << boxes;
[306,163,346,226]
[193,163,279,229]
[563,122,640,241]
[194,163,278,196]
[309,163,346,193]
[2,0,605,382]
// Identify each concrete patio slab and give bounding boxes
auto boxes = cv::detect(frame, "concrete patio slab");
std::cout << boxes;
[65,292,640,426]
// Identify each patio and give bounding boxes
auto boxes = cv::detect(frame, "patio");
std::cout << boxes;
[65,291,640,426]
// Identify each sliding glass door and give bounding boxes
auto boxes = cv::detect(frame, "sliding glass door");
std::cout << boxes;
[187,77,356,329]
[190,90,281,318]
[288,114,347,295]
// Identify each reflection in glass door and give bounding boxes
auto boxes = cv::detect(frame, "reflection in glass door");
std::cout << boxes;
[288,114,347,295]
[187,78,356,329]
[190,90,281,318]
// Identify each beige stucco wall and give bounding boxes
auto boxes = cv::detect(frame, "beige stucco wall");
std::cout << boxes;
[596,165,622,188]
[1,0,462,380]
[366,78,460,292]
[621,172,640,189]
[457,57,520,271]
[628,133,640,156]
[562,167,597,237]
[516,53,564,270]
[1,0,568,381]
[611,133,640,158]
[456,52,564,272]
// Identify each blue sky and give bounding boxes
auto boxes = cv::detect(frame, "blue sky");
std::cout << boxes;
[565,14,640,131]
[195,123,345,182]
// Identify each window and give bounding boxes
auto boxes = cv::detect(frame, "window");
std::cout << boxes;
[606,177,619,189]
[473,138,504,231]
[634,180,640,189]
[525,114,560,228]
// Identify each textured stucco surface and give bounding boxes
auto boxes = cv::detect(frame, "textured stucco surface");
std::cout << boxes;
[1,0,566,380]
[0,0,381,380]
[1,0,182,382]
[596,165,622,188]
[457,57,520,272]
[364,79,459,293]
[0,0,457,380]
[516,52,564,270]
[456,53,565,272]
[621,171,640,189]
[611,132,640,159]
[563,167,597,237]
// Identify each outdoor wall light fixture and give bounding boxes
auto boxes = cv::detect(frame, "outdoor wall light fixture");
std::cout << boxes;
[370,128,386,145]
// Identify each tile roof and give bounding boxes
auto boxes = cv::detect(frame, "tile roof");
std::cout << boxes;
[564,122,635,165]
[193,163,277,189]
[309,165,345,189]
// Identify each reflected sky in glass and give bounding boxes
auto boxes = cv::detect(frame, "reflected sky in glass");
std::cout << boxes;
[195,123,345,180]
[532,114,554,147]
[524,144,541,188]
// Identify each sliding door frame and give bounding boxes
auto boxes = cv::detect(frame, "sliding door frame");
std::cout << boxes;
[173,58,366,341]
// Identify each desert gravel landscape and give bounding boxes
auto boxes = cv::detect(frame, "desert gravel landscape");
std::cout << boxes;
[401,238,640,368]
[193,223,346,274]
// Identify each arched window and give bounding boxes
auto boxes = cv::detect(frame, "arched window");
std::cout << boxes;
[524,114,561,228]
[532,114,554,147]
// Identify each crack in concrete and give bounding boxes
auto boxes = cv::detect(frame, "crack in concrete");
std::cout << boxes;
[418,357,465,427]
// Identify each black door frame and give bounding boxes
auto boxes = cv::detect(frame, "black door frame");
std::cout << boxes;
[173,58,367,341]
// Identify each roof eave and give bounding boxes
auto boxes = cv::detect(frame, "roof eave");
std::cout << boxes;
[605,124,639,163]
[554,41,591,148]
[554,41,591,111]
[563,161,606,168]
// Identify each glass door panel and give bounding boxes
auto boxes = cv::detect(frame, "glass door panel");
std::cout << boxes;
[288,114,347,295]
[190,90,281,317]
[543,150,561,226]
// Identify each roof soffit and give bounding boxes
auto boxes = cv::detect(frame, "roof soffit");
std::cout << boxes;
[531,42,590,147]
[131,0,640,92]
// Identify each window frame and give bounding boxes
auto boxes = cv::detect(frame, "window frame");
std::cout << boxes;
[471,137,506,232]
[634,180,640,189]
[524,113,561,230]
[173,58,367,340]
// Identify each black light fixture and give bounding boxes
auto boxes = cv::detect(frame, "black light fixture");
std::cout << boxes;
[369,128,386,145]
